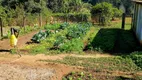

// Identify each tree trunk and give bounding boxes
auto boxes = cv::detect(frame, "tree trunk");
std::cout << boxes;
[121,13,126,29]
[65,13,68,23]
[0,18,3,38]
[22,16,26,27]
[39,13,42,27]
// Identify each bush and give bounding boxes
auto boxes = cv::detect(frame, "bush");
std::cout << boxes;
[112,8,123,18]
[60,38,84,52]
[129,52,142,69]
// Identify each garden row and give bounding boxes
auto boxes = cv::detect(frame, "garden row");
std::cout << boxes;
[29,22,92,53]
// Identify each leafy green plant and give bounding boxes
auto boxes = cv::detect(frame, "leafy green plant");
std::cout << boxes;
[31,30,50,43]
[59,22,69,30]
[66,23,91,39]
[53,35,67,49]
[62,71,94,80]
[60,38,84,52]
[10,49,17,54]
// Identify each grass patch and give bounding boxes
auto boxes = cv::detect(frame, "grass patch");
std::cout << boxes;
[41,56,141,72]
[91,28,119,52]
[86,26,142,54]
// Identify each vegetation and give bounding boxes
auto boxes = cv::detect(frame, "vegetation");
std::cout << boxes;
[66,22,92,39]
[41,56,141,72]
[91,2,122,25]
[83,0,133,15]
[0,0,141,80]
[63,71,95,80]
[129,52,142,69]
[60,38,84,52]
[31,30,50,43]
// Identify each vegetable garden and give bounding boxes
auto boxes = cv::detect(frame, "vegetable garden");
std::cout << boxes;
[29,22,92,53]
[0,0,141,80]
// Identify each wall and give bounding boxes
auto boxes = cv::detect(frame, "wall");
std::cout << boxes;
[136,4,142,41]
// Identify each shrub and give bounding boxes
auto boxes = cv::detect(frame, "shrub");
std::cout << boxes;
[129,52,142,69]
[112,8,123,18]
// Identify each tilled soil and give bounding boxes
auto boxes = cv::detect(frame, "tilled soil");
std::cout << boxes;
[0,64,55,80]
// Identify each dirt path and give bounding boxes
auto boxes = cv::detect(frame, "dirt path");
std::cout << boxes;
[0,54,141,80]
[0,54,84,80]
[0,53,113,80]
[0,31,38,50]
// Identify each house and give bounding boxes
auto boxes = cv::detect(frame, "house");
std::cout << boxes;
[132,0,142,43]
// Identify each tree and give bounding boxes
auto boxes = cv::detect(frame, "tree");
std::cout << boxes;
[0,0,49,27]
[0,6,6,38]
[83,0,132,15]
[47,0,59,12]
[91,2,122,25]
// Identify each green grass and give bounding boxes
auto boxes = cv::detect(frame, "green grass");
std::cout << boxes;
[84,22,142,54]
[41,56,141,72]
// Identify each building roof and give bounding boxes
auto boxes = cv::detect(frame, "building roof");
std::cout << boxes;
[132,0,142,4]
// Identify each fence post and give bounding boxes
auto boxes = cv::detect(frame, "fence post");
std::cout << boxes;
[0,18,3,38]
[122,13,126,29]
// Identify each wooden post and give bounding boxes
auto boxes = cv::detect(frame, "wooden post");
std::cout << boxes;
[122,13,126,29]
[39,13,42,27]
[22,16,26,27]
[131,14,134,30]
[0,18,3,37]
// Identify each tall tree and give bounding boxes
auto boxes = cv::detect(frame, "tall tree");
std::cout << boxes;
[0,6,6,38]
